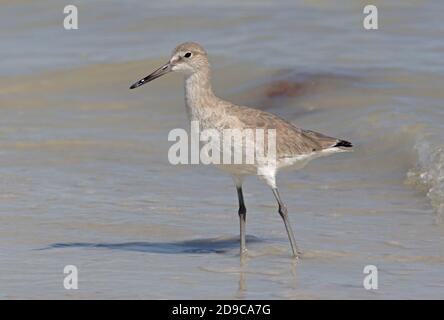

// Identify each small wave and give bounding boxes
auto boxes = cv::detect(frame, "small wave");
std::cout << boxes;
[406,139,444,221]
[228,68,358,112]
[384,254,444,264]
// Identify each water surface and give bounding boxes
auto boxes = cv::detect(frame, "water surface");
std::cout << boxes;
[1,1,444,299]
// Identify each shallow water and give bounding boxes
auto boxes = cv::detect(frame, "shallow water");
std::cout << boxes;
[1,1,444,299]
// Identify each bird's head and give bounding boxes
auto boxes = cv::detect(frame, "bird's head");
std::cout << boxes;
[130,42,209,89]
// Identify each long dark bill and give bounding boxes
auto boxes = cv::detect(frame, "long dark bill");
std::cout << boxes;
[129,62,171,89]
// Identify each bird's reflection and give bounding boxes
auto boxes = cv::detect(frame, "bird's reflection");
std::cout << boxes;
[235,248,300,298]
[236,254,249,299]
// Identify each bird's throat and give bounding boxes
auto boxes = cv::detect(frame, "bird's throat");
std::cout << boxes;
[184,71,216,119]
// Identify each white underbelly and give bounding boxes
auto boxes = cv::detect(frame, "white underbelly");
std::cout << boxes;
[214,163,258,176]
[277,147,347,171]
[213,147,348,176]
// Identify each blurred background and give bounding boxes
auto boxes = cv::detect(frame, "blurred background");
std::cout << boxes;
[1,0,444,299]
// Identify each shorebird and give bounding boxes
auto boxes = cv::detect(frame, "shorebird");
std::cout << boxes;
[130,42,352,258]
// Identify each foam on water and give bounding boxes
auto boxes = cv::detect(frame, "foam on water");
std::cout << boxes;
[406,139,444,221]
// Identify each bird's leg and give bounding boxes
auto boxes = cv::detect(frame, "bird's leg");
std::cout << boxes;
[272,188,301,258]
[236,186,247,255]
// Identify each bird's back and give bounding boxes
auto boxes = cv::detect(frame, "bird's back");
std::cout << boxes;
[221,103,351,159]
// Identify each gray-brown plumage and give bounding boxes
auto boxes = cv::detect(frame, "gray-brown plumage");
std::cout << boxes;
[226,104,350,156]
[130,42,353,258]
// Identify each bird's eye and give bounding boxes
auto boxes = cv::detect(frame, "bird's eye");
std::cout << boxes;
[184,52,192,58]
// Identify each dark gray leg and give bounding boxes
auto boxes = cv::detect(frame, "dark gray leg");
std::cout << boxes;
[272,188,301,258]
[236,186,247,255]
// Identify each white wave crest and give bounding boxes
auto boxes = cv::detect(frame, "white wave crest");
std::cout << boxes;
[406,139,444,221]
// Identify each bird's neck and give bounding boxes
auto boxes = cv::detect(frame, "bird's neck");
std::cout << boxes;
[184,69,217,120]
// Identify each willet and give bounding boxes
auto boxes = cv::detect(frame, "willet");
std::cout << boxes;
[130,42,352,258]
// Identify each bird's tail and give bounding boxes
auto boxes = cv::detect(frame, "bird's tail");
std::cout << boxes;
[333,140,353,150]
